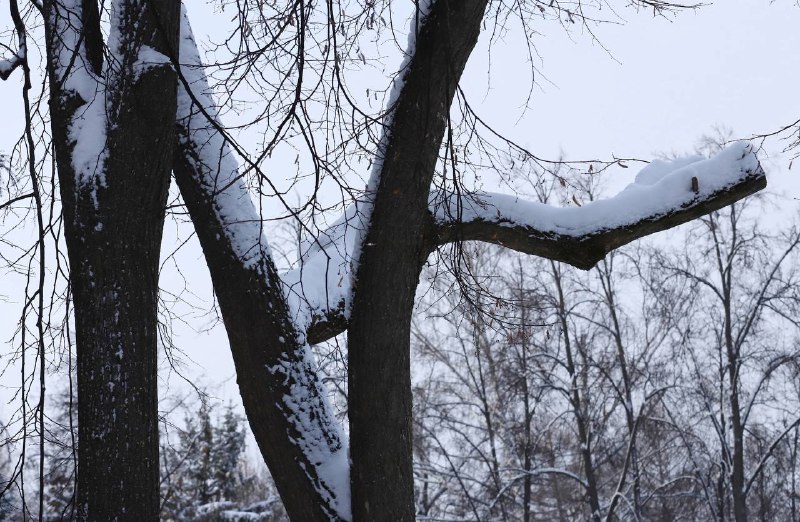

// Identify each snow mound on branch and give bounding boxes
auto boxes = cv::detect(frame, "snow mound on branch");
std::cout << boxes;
[282,201,367,332]
[281,143,761,335]
[445,141,760,237]
[633,154,704,186]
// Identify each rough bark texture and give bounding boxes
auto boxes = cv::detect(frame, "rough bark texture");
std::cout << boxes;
[346,1,489,519]
[44,1,180,519]
[173,155,346,521]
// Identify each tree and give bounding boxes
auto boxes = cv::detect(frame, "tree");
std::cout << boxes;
[160,397,281,521]
[1,1,768,520]
[41,392,77,521]
[651,194,800,522]
[0,421,22,521]
[409,164,800,520]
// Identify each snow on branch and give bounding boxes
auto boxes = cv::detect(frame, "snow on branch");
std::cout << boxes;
[175,8,270,271]
[282,202,367,344]
[294,143,765,344]
[0,50,24,80]
[2,0,27,82]
[436,142,765,269]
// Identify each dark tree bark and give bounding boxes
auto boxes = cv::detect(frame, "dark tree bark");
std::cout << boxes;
[346,1,489,519]
[43,1,181,519]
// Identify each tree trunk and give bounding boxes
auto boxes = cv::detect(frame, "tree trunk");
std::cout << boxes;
[347,1,488,519]
[551,262,602,521]
[44,1,180,518]
[726,289,748,522]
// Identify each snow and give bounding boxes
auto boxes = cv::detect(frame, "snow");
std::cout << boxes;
[282,143,761,335]
[134,45,171,79]
[282,201,368,333]
[49,1,108,195]
[0,48,23,77]
[634,154,704,186]
[434,141,760,237]
[266,348,351,520]
[69,88,108,193]
[176,6,271,268]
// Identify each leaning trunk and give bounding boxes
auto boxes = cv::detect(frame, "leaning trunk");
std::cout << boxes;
[173,9,348,519]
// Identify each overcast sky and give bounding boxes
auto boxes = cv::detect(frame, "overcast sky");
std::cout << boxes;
[1,0,799,414]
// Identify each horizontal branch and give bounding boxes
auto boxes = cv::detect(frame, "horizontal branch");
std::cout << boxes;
[299,142,765,343]
[436,142,765,270]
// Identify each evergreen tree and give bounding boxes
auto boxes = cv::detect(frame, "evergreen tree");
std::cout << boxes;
[212,406,246,503]
[160,398,282,521]
[42,392,77,521]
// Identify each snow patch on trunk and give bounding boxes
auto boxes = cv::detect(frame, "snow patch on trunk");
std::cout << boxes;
[267,347,351,520]
[50,1,108,194]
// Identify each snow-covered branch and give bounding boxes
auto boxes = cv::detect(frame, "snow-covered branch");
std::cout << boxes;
[436,142,765,269]
[172,8,349,520]
[293,143,765,344]
[0,49,24,80]
[2,0,27,82]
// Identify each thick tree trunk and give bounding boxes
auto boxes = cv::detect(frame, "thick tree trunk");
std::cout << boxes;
[347,1,488,519]
[44,1,181,518]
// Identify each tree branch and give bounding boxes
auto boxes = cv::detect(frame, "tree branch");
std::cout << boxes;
[172,7,349,520]
[0,52,24,81]
[302,143,765,343]
[436,144,765,270]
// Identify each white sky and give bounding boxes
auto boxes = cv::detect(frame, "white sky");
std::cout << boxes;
[1,0,799,424]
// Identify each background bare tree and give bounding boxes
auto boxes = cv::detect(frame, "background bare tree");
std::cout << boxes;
[409,152,800,520]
